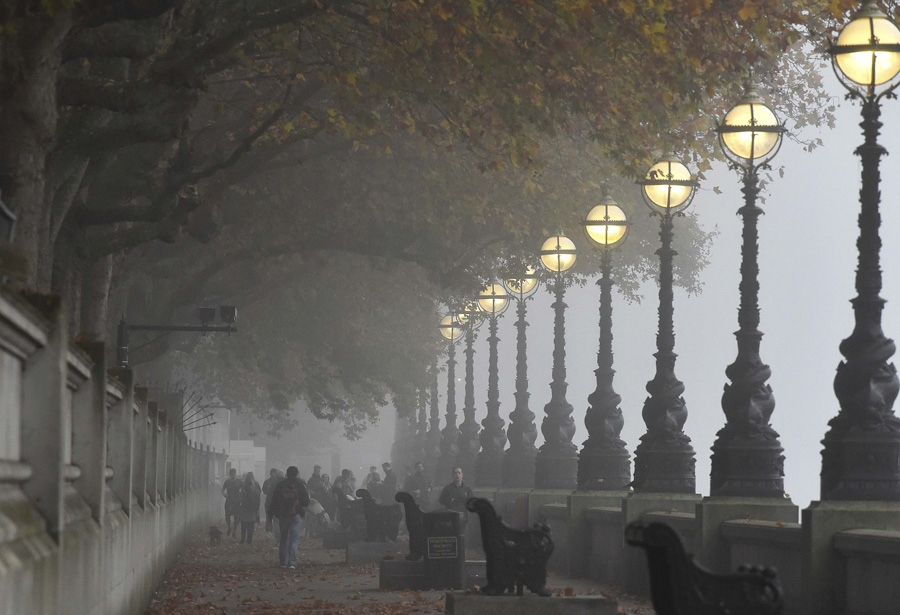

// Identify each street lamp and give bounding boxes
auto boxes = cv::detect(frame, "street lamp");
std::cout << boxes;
[710,81,787,497]
[535,234,579,489]
[116,306,238,368]
[501,268,541,488]
[455,301,484,480]
[437,313,464,482]
[427,360,442,481]
[822,1,900,501]
[633,154,698,493]
[474,282,511,487]
[579,187,631,490]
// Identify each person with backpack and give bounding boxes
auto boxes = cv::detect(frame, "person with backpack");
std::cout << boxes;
[267,465,310,569]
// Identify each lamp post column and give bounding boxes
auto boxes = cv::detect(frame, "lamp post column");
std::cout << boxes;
[456,325,480,480]
[428,362,442,481]
[579,250,630,490]
[535,278,578,489]
[632,213,696,493]
[475,314,506,487]
[503,298,538,487]
[437,342,460,483]
[822,95,900,501]
[711,169,784,496]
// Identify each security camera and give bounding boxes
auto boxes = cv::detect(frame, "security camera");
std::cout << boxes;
[198,307,216,326]
[220,305,237,324]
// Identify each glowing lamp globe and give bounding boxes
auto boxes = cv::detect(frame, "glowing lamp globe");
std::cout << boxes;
[503,267,540,301]
[718,86,784,164]
[540,235,577,273]
[832,1,900,90]
[477,283,510,315]
[584,196,629,249]
[456,301,484,330]
[439,314,464,341]
[638,154,698,215]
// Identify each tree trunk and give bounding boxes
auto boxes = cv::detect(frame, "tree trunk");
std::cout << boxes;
[0,13,73,290]
[80,255,113,341]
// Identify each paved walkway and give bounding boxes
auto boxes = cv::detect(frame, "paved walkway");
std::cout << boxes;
[144,527,655,614]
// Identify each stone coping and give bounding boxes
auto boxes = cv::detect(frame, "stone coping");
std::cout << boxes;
[538,503,568,520]
[834,528,900,557]
[445,592,617,615]
[584,507,622,523]
[720,519,802,545]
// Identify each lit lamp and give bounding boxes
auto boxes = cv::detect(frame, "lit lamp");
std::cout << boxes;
[710,82,786,497]
[535,234,579,489]
[633,154,699,493]
[474,283,511,487]
[455,300,484,481]
[501,268,541,487]
[437,313,464,482]
[579,187,631,490]
[821,1,900,501]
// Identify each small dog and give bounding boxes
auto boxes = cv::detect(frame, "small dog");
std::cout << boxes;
[209,525,223,545]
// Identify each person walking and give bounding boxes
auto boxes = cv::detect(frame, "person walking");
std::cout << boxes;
[381,462,398,502]
[267,466,310,569]
[239,472,261,544]
[222,467,242,536]
[439,467,474,529]
[262,468,283,535]
[403,461,432,509]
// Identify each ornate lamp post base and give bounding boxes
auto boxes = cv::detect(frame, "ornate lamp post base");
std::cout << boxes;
[821,426,900,501]
[578,444,631,491]
[475,449,504,487]
[502,448,537,488]
[535,444,578,490]
[710,433,784,497]
[632,437,695,494]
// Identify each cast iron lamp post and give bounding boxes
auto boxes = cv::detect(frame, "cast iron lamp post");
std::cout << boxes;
[710,82,787,497]
[455,302,484,480]
[501,268,541,488]
[579,188,632,490]
[633,154,698,493]
[535,234,579,489]
[822,1,900,501]
[437,314,464,482]
[427,360,442,480]
[474,282,511,487]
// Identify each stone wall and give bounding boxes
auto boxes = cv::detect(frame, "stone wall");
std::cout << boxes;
[470,486,900,615]
[0,289,223,615]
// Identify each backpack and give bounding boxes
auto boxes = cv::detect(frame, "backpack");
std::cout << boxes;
[277,482,300,517]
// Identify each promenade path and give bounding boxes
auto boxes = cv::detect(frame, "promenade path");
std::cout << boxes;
[144,528,655,615]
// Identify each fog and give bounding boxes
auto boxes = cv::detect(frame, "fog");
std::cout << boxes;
[421,83,900,509]
[283,73,900,509]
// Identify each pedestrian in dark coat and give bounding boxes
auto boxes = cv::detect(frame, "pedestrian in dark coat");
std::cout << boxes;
[267,466,310,569]
[239,472,261,544]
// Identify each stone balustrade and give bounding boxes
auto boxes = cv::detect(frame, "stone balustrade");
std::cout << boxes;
[0,288,224,615]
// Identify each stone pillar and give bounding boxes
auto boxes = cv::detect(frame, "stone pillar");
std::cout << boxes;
[132,387,148,507]
[148,402,159,504]
[71,340,107,523]
[159,412,168,501]
[20,295,67,538]
[168,421,176,497]
[107,368,134,514]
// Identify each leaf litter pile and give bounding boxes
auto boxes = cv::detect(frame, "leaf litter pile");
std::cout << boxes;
[145,527,654,614]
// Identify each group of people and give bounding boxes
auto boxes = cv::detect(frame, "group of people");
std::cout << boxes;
[220,460,475,570]
[221,469,262,544]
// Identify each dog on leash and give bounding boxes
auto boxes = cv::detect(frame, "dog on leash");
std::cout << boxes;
[209,525,223,545]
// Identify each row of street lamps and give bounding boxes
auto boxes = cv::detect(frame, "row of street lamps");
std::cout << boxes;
[426,2,900,500]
